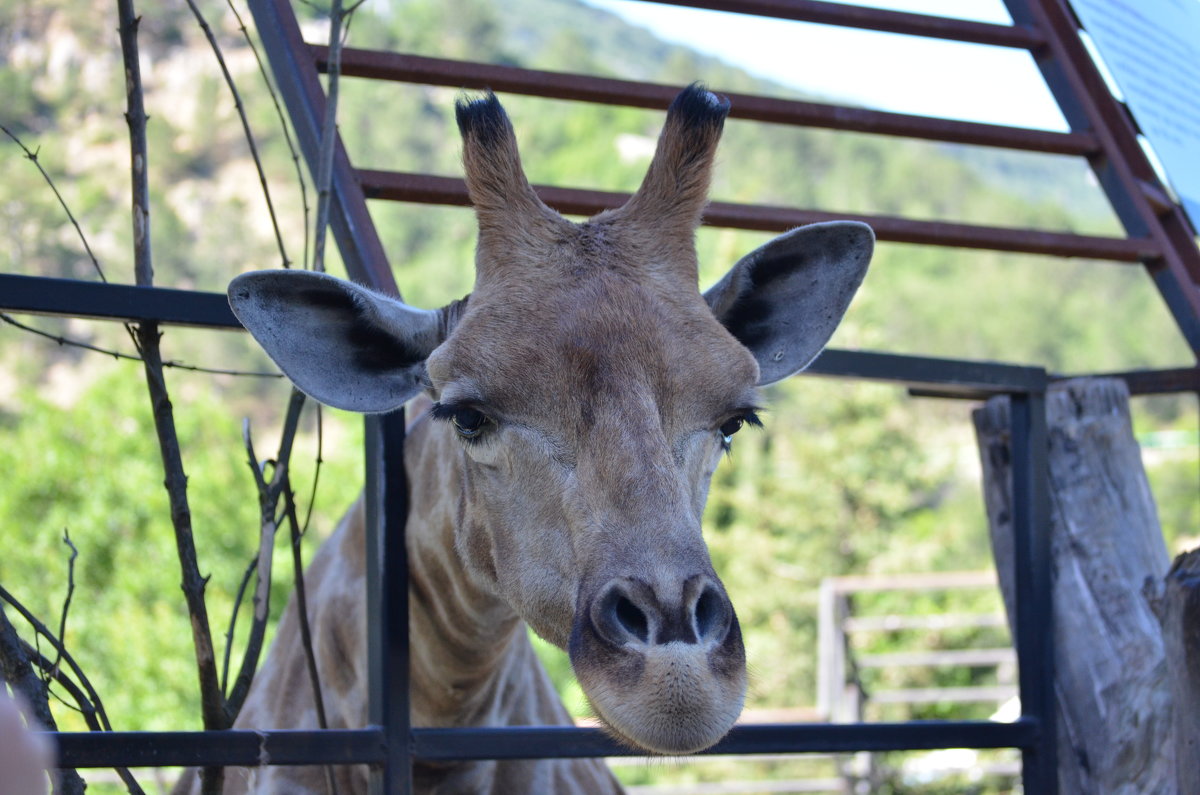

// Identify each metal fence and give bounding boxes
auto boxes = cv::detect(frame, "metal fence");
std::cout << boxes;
[4,0,1200,792]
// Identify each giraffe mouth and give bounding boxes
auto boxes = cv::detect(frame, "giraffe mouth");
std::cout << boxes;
[578,641,746,755]
[568,585,747,755]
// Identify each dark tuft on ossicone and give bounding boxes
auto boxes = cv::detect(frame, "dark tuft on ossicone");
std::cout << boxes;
[455,91,511,147]
[668,82,730,133]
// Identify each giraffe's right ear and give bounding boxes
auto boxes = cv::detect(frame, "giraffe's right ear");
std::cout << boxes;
[229,270,458,413]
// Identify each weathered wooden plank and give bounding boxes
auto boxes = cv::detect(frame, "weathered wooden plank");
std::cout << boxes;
[974,378,1175,793]
[1147,548,1200,794]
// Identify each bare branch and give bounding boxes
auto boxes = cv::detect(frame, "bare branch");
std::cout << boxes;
[21,641,98,729]
[49,530,78,680]
[300,405,324,536]
[128,325,228,740]
[0,602,87,794]
[223,421,278,720]
[225,0,312,271]
[282,474,336,795]
[0,312,284,378]
[0,585,114,732]
[312,0,361,273]
[116,9,227,793]
[117,0,152,287]
[183,0,290,268]
[20,643,146,795]
[220,556,258,697]
[0,124,107,283]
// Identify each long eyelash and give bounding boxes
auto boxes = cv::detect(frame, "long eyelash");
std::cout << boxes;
[431,401,491,446]
[430,401,457,422]
[721,409,764,455]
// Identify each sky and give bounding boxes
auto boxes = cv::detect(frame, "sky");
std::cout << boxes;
[581,0,1200,218]
[582,0,1070,130]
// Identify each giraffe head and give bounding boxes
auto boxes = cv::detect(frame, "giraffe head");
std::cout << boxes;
[229,85,872,754]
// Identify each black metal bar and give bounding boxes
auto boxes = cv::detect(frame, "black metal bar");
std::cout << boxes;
[319,47,1094,155]
[365,413,412,794]
[248,0,397,295]
[46,719,1038,768]
[0,274,240,329]
[1050,366,1200,395]
[805,349,1047,394]
[411,720,1038,761]
[52,729,386,768]
[1009,392,1057,794]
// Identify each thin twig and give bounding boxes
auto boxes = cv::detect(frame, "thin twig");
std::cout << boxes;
[301,405,324,536]
[226,0,311,271]
[220,555,258,697]
[312,0,354,273]
[0,585,115,733]
[49,530,77,679]
[117,0,152,287]
[0,604,88,794]
[183,0,290,268]
[224,421,278,721]
[21,641,98,728]
[128,310,228,749]
[282,473,337,795]
[116,9,227,793]
[20,643,146,795]
[0,124,107,283]
[0,312,284,378]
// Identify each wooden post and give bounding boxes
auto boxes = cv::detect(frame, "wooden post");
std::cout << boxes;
[1147,548,1200,794]
[974,378,1175,792]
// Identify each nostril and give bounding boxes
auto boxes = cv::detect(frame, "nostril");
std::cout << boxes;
[694,586,730,642]
[614,595,649,643]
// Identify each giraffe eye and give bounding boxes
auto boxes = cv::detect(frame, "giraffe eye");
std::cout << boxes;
[451,407,488,438]
[719,417,744,441]
[718,410,762,450]
[431,402,491,441]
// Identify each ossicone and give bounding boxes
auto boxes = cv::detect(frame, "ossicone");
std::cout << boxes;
[455,90,565,258]
[606,83,731,278]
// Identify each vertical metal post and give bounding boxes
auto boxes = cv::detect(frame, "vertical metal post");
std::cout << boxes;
[365,411,412,795]
[1009,391,1057,793]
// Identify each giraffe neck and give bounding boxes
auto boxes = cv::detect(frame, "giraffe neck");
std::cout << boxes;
[222,403,619,793]
[403,407,573,730]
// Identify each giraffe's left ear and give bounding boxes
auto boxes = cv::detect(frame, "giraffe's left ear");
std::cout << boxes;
[704,221,873,385]
[229,270,458,413]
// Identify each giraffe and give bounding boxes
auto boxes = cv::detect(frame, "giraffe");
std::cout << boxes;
[179,84,872,793]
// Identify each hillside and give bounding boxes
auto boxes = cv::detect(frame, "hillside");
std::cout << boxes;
[0,1,1196,791]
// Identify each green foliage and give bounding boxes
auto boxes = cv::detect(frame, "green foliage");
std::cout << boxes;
[0,364,362,732]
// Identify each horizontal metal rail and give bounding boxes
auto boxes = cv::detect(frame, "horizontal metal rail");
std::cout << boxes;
[53,729,386,768]
[632,0,1046,49]
[0,274,240,329]
[1052,365,1200,395]
[50,720,1039,768]
[318,47,1093,154]
[411,720,1039,760]
[6,274,1192,399]
[358,170,1153,262]
[0,275,1055,395]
